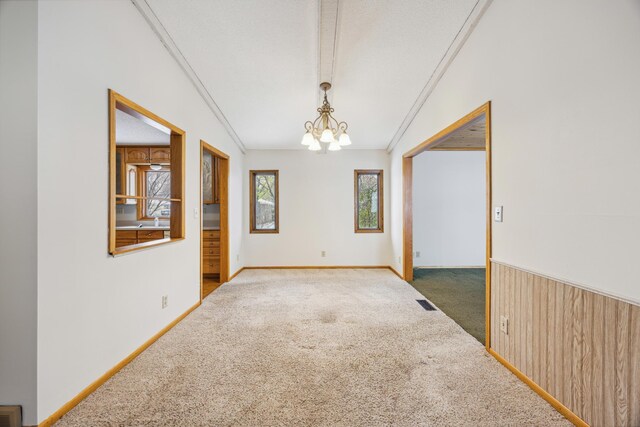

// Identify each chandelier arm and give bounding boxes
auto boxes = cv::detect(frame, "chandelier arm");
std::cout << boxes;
[337,122,348,133]
[304,121,314,132]
[313,115,323,129]
[327,114,340,133]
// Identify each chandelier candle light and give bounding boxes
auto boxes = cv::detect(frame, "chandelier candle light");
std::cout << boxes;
[301,82,352,151]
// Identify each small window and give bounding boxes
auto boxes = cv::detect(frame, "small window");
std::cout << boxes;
[354,170,383,233]
[138,166,171,219]
[250,170,279,233]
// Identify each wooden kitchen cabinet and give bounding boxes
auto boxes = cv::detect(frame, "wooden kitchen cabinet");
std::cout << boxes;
[203,154,220,204]
[125,147,150,163]
[202,230,220,274]
[116,229,166,248]
[150,147,170,163]
[213,156,220,203]
[122,146,170,164]
[137,230,165,242]
[115,230,137,248]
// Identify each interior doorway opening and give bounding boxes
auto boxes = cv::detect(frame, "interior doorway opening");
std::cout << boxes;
[200,140,229,299]
[403,102,491,349]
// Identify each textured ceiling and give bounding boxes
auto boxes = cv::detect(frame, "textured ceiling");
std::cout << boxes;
[145,0,478,149]
[432,116,486,150]
[115,109,170,145]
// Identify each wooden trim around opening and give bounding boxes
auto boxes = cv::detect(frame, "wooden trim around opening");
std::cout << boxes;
[354,170,384,233]
[401,101,491,349]
[38,301,200,427]
[402,157,412,280]
[403,102,490,158]
[249,170,279,234]
[108,89,185,255]
[200,140,230,301]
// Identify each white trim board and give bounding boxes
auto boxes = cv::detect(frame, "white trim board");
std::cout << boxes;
[386,0,493,153]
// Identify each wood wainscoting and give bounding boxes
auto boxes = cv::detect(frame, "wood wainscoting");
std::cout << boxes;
[490,261,639,427]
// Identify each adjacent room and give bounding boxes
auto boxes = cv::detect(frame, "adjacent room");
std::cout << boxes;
[1,1,639,427]
[410,116,488,344]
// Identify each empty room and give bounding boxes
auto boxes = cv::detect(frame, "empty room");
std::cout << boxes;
[0,1,638,426]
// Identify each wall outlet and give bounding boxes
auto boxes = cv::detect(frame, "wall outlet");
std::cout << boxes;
[162,295,168,309]
[321,251,326,257]
[494,206,503,222]
[500,315,509,334]
[415,251,421,258]
[236,254,240,262]
[398,256,401,264]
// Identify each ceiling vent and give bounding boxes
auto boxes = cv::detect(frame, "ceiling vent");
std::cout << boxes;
[0,406,21,427]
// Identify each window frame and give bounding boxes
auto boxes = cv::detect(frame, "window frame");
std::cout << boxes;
[249,170,279,234]
[137,165,171,220]
[109,89,185,255]
[354,169,384,233]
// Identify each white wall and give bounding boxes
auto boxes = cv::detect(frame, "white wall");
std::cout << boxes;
[413,151,485,267]
[36,0,244,422]
[244,150,392,267]
[0,1,38,425]
[390,0,640,303]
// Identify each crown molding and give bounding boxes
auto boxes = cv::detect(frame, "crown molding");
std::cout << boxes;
[131,0,246,154]
[386,0,493,153]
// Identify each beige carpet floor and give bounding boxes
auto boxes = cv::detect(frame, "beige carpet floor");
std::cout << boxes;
[55,269,570,426]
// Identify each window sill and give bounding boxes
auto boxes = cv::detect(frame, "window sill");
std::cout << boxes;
[355,229,384,233]
[110,237,184,256]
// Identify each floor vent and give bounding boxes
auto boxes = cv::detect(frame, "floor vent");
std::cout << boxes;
[0,406,21,427]
[416,299,436,311]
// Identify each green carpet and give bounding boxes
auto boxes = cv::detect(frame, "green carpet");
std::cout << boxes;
[411,268,486,345]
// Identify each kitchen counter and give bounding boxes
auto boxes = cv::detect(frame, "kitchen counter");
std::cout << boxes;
[116,226,220,231]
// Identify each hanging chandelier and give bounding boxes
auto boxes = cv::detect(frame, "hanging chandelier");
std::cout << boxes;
[301,82,352,151]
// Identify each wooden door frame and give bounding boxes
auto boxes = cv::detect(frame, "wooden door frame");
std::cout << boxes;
[200,140,230,301]
[402,101,492,349]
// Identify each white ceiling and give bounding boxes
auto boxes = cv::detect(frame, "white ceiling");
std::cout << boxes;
[145,0,479,150]
[115,109,170,145]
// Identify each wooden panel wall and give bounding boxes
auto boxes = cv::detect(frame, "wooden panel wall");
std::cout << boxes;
[491,262,640,427]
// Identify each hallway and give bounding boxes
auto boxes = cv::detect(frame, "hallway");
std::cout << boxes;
[55,269,568,426]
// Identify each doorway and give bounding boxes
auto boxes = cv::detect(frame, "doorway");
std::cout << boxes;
[200,140,229,299]
[403,102,491,349]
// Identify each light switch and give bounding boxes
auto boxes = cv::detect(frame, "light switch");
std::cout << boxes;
[494,206,503,222]
[193,208,199,219]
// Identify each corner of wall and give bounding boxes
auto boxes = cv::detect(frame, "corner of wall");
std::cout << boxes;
[0,1,39,425]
